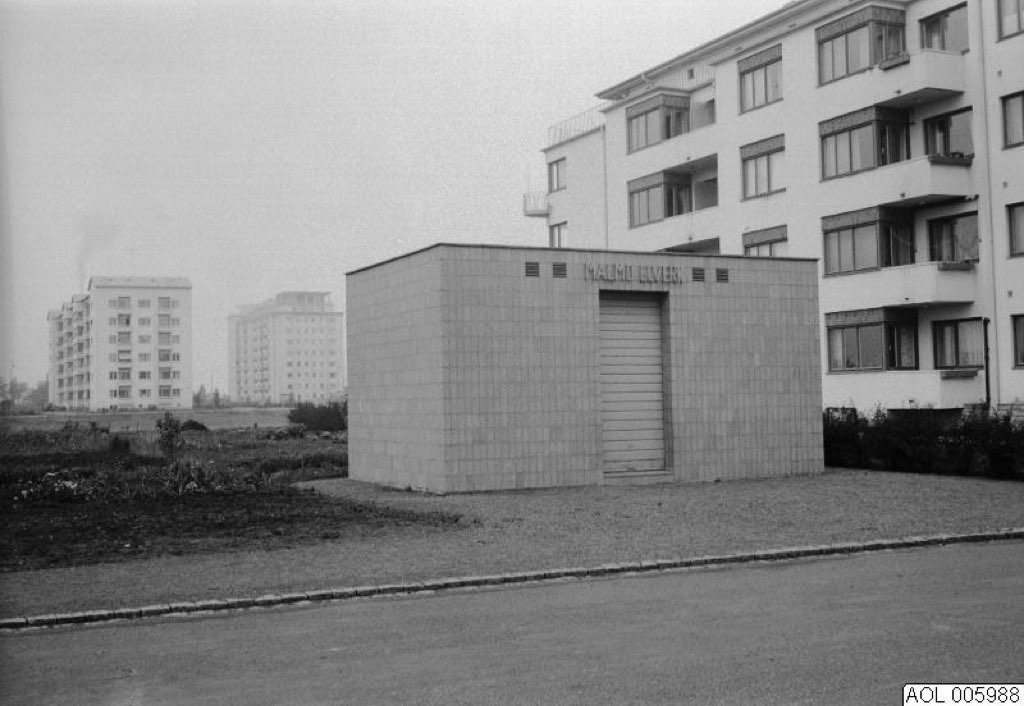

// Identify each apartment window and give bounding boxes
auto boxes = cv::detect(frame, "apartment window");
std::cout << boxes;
[999,0,1023,38]
[826,310,918,372]
[626,94,690,152]
[928,212,979,262]
[158,314,171,327]
[1003,92,1024,147]
[139,352,150,362]
[739,45,782,112]
[825,225,879,273]
[828,324,884,371]
[158,349,172,362]
[118,368,131,380]
[741,135,785,198]
[117,350,132,362]
[139,389,151,397]
[817,7,905,84]
[549,222,567,248]
[138,317,150,326]
[820,26,871,83]
[820,107,909,179]
[921,4,968,52]
[1010,202,1024,256]
[159,386,172,398]
[110,390,118,398]
[886,322,918,369]
[109,371,118,381]
[138,299,150,308]
[628,181,664,227]
[158,332,171,345]
[159,368,172,380]
[924,109,974,158]
[157,297,171,309]
[934,318,984,368]
[823,207,914,274]
[548,159,565,192]
[138,334,151,344]
[1013,316,1024,367]
[139,370,151,380]
[108,317,117,326]
[117,297,130,309]
[108,299,118,308]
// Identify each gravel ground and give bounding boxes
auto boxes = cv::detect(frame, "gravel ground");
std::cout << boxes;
[2,469,1023,618]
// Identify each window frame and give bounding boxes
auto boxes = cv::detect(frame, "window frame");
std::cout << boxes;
[547,159,566,193]
[821,119,909,180]
[549,221,567,248]
[998,0,1023,39]
[1009,202,1024,257]
[826,323,885,372]
[933,318,985,369]
[1002,91,1024,148]
[919,4,969,52]
[1013,315,1024,367]
[740,58,783,113]
[927,212,979,262]
[923,108,974,159]
[742,148,786,199]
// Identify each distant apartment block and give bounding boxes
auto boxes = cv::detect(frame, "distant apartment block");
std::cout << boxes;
[47,277,193,411]
[228,291,346,405]
[526,0,1024,412]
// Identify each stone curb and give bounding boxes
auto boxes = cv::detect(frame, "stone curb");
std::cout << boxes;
[3,528,1023,631]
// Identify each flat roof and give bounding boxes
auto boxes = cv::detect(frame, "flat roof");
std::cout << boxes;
[346,242,817,277]
[88,276,191,290]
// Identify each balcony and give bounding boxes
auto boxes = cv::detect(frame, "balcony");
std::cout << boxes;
[821,155,974,210]
[820,49,965,112]
[546,105,606,148]
[522,191,549,218]
[823,260,977,310]
[874,49,966,109]
[824,369,985,411]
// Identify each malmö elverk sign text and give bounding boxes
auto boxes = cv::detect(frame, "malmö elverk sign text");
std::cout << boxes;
[582,263,687,284]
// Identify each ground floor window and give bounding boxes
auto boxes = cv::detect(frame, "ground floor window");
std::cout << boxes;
[828,323,883,371]
[827,311,919,372]
[933,318,984,368]
[1013,315,1024,367]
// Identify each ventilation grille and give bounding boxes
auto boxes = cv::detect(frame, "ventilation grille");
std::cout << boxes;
[716,268,729,283]
[525,262,540,277]
[692,267,705,282]
[553,262,567,278]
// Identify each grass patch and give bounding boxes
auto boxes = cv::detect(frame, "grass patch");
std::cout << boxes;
[0,418,462,571]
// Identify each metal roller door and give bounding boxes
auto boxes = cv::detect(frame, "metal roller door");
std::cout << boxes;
[599,292,666,477]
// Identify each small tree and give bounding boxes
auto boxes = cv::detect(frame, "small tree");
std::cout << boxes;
[155,412,183,462]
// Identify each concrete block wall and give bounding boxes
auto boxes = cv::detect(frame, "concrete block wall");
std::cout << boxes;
[348,244,823,493]
[347,249,446,492]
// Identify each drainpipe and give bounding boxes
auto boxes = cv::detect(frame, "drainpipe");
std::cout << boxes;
[973,0,1002,408]
[983,317,991,413]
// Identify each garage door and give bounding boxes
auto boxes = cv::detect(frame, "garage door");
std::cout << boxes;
[599,292,666,477]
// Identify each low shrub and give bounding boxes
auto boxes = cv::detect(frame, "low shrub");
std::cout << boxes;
[824,408,1024,479]
[288,401,347,432]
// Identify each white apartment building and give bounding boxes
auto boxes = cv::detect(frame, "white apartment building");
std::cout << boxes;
[228,291,346,405]
[47,277,193,411]
[526,0,1024,413]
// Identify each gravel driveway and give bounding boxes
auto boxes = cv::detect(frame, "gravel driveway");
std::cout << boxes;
[2,469,1022,618]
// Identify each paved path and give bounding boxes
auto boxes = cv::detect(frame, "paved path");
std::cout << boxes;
[3,541,1023,705]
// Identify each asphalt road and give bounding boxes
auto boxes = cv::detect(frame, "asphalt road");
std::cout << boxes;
[2,541,1023,705]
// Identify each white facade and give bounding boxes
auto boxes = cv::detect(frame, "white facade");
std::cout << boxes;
[47,277,193,411]
[527,0,1024,412]
[228,291,346,405]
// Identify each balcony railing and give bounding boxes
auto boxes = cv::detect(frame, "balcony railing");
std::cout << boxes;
[547,105,605,148]
[522,191,550,218]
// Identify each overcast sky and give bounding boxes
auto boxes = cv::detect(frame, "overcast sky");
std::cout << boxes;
[0,0,789,392]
